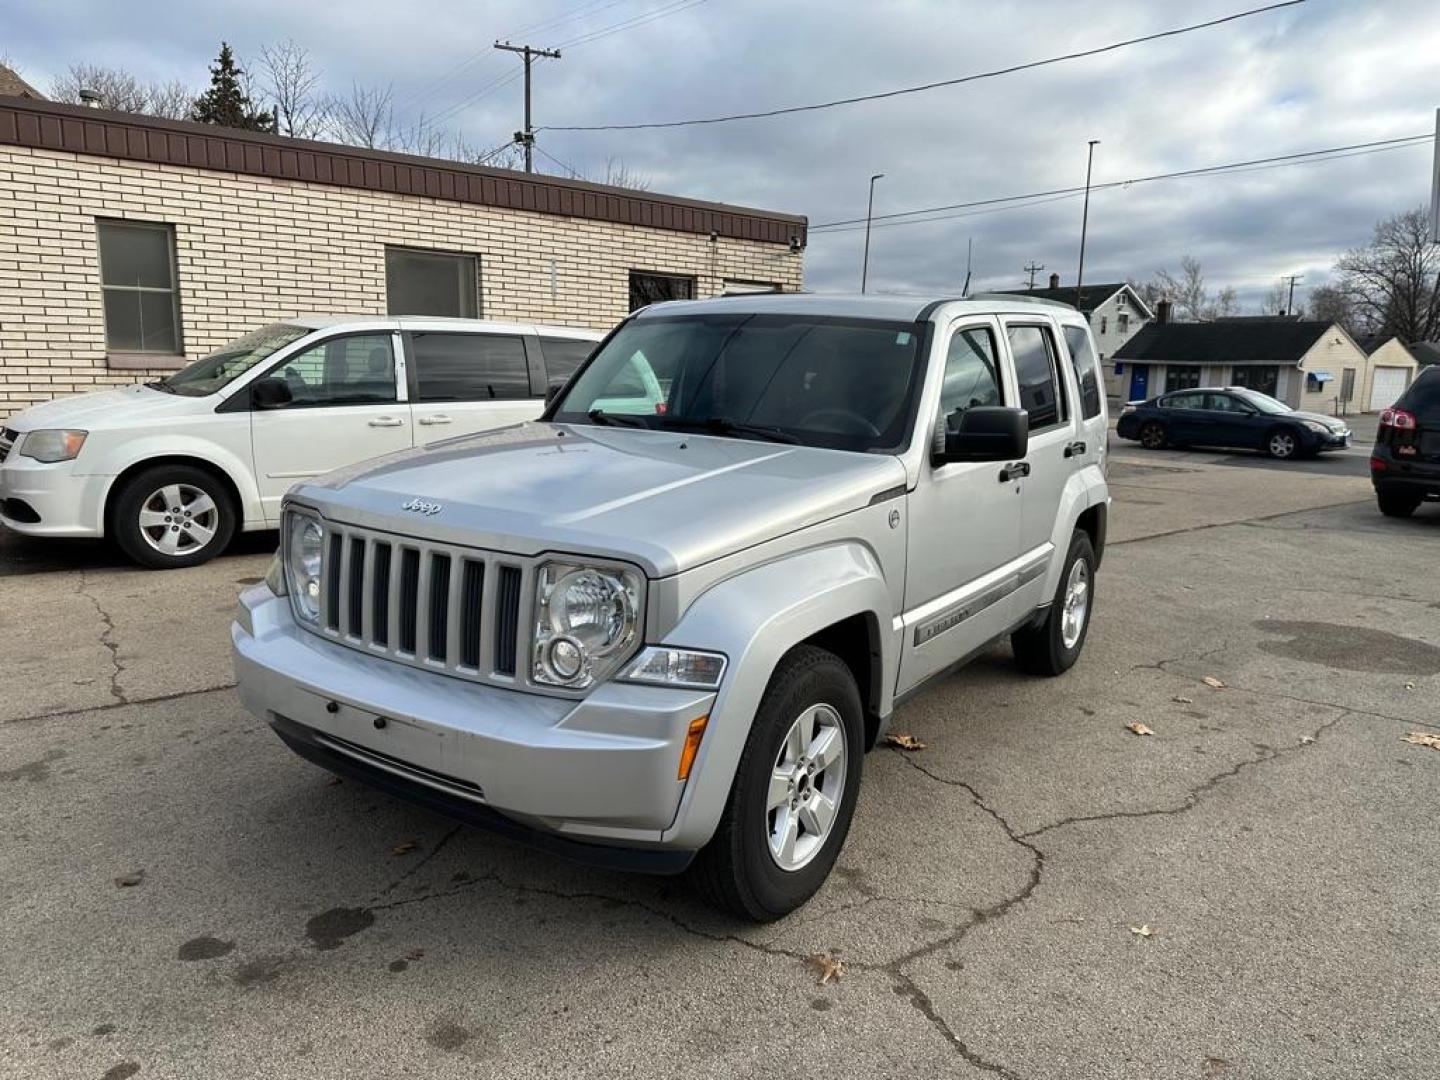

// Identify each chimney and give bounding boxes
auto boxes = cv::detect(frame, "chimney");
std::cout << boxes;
[1156,299,1172,325]
[1048,272,1060,290]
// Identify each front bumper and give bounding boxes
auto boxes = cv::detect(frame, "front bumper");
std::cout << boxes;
[232,586,715,864]
[1309,427,1351,451]
[0,456,108,537]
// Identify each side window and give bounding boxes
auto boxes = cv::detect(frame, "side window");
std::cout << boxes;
[1006,324,1066,430]
[539,337,596,384]
[1062,325,1103,420]
[939,326,1002,428]
[268,334,396,407]
[411,333,531,402]
[1168,392,1203,410]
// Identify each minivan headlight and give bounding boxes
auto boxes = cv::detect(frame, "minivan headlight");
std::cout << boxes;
[284,511,325,623]
[533,562,641,688]
[18,429,87,463]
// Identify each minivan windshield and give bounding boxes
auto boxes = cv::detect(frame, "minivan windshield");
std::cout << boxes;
[551,313,926,452]
[156,323,312,397]
[1233,389,1291,414]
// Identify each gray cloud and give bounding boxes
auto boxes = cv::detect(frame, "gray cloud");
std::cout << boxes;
[9,0,1437,311]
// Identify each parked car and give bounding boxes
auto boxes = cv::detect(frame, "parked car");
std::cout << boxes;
[0,317,601,568]
[1115,387,1351,459]
[1370,365,1440,517]
[232,292,1112,920]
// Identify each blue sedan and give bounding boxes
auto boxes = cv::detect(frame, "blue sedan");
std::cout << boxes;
[1116,387,1351,460]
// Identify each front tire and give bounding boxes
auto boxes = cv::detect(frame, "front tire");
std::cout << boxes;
[1266,428,1299,459]
[689,645,864,922]
[1138,422,1166,450]
[1377,491,1421,518]
[112,464,236,569]
[1012,530,1096,677]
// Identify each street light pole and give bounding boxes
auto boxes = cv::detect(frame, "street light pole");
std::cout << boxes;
[1076,140,1100,297]
[861,173,884,293]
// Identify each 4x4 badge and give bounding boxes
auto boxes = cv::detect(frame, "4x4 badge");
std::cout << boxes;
[401,498,442,516]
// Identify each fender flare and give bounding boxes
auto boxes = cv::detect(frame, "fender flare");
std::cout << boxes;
[657,542,894,850]
[93,438,262,534]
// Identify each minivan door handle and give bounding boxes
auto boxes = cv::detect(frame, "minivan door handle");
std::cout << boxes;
[418,414,453,426]
[998,461,1031,482]
[368,417,405,428]
[1063,440,1087,458]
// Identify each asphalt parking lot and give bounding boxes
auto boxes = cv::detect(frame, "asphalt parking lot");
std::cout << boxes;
[4,440,1439,1080]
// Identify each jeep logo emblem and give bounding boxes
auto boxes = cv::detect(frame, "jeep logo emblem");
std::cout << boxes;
[401,498,442,516]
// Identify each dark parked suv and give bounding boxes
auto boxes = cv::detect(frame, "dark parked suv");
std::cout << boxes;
[1371,366,1440,517]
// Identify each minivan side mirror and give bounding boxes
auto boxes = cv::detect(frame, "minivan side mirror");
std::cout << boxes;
[251,377,293,410]
[936,406,1029,464]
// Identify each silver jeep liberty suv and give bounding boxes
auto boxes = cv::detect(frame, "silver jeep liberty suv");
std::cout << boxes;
[232,292,1110,920]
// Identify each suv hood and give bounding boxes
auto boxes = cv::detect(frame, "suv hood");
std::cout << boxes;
[6,383,205,430]
[294,422,908,577]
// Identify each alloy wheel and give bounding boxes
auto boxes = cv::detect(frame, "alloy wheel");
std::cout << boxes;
[765,703,847,872]
[1269,432,1296,458]
[1061,558,1091,649]
[138,483,220,556]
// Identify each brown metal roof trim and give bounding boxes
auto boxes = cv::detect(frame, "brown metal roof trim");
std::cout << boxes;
[0,97,807,247]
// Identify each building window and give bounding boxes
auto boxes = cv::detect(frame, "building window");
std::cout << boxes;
[1118,313,1130,333]
[97,219,182,354]
[386,247,479,318]
[1230,365,1280,398]
[1164,365,1201,392]
[629,271,695,311]
[1340,368,1356,404]
[1100,315,1108,334]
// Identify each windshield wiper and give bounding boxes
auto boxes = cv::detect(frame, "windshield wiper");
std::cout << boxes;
[661,416,800,444]
[586,408,650,429]
[144,380,178,394]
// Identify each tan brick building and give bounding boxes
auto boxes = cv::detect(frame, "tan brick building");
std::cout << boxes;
[0,97,806,417]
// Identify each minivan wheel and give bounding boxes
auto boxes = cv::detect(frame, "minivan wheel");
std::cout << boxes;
[1138,422,1166,450]
[1377,491,1421,518]
[689,644,863,922]
[1266,429,1299,459]
[112,464,236,569]
[1012,530,1096,677]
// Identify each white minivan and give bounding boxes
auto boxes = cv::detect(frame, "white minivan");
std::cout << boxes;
[0,316,601,568]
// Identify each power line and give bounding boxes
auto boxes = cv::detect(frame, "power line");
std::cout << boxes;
[552,0,711,51]
[542,0,1305,132]
[534,143,584,178]
[509,0,635,41]
[809,134,1435,233]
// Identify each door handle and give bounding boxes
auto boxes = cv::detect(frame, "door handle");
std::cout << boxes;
[368,417,405,428]
[1063,440,1087,458]
[998,461,1031,482]
[418,415,453,426]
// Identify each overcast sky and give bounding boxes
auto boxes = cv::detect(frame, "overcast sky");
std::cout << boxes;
[7,0,1438,309]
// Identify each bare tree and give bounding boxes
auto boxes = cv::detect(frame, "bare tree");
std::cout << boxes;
[146,80,195,120]
[1259,281,1290,317]
[1308,283,1359,336]
[50,64,195,119]
[328,82,395,149]
[1144,256,1209,321]
[1209,286,1240,319]
[600,157,650,191]
[259,40,328,139]
[1335,208,1440,345]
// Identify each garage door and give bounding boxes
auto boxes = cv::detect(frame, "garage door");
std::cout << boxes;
[1369,366,1410,411]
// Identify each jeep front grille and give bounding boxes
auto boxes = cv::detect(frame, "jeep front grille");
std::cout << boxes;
[312,521,530,687]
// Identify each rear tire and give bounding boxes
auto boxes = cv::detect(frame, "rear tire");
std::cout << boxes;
[112,464,236,569]
[689,645,863,922]
[1012,530,1096,677]
[1377,492,1421,518]
[1138,422,1166,450]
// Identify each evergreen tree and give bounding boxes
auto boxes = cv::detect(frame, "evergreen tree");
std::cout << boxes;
[190,43,274,132]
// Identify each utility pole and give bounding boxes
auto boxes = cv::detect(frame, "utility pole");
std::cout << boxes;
[1076,140,1100,298]
[1283,274,1303,316]
[494,40,561,173]
[1023,262,1045,291]
[962,237,973,296]
[861,172,884,293]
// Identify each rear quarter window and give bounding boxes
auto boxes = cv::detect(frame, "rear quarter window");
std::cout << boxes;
[1061,325,1103,419]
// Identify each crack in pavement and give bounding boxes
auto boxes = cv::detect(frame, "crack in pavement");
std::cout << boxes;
[75,571,126,706]
[4,683,238,726]
[374,825,463,898]
[1107,499,1371,548]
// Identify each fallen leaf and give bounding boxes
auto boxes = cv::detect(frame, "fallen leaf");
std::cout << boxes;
[806,952,846,985]
[326,776,344,787]
[1203,1056,1232,1076]
[1405,681,1416,691]
[114,871,144,888]
[1129,924,1154,937]
[1171,695,1194,704]
[391,841,420,856]
[1300,735,1315,745]
[406,948,425,962]
[1126,723,1154,737]
[885,733,926,751]
[1201,676,1226,690]
[1403,732,1440,751]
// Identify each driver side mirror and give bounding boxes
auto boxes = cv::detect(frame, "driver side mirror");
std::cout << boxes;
[251,376,293,410]
[935,406,1029,464]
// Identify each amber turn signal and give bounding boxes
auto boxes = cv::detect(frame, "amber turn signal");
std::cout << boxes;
[677,714,709,780]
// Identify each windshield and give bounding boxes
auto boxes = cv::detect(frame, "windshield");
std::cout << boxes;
[158,323,312,396]
[551,313,926,452]
[1233,389,1291,414]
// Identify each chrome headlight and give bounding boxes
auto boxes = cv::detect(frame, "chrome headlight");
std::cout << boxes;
[18,429,87,463]
[533,562,641,688]
[264,549,287,597]
[284,511,325,623]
